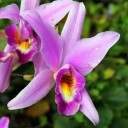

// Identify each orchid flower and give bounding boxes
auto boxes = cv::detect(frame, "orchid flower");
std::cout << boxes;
[7,2,120,125]
[0,0,74,92]
[0,117,9,128]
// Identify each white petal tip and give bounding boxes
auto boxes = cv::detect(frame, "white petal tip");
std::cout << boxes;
[80,2,86,13]
[93,114,99,126]
[7,101,18,110]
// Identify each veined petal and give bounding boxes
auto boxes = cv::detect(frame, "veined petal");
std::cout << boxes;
[0,117,9,128]
[55,64,85,115]
[32,52,48,75]
[21,11,63,71]
[20,0,40,12]
[0,56,16,92]
[64,31,120,75]
[36,0,74,26]
[61,2,85,57]
[8,69,54,110]
[80,89,99,125]
[0,4,20,23]
[0,45,17,92]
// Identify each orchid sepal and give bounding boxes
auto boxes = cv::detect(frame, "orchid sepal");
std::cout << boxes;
[0,4,20,23]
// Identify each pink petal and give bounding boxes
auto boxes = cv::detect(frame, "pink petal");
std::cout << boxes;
[32,52,48,75]
[64,31,120,75]
[61,2,85,58]
[8,69,54,109]
[21,11,63,71]
[0,57,14,92]
[20,20,31,41]
[80,89,99,125]
[0,4,20,23]
[0,45,17,92]
[36,0,74,26]
[20,0,40,12]
[5,24,20,47]
[0,117,9,128]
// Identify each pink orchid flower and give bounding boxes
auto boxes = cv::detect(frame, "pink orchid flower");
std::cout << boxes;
[0,0,74,92]
[0,117,9,128]
[7,2,120,125]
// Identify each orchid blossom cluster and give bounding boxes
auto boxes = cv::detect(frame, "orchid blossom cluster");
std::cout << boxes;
[0,0,120,126]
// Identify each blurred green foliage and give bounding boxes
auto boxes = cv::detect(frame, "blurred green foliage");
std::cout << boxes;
[0,0,128,128]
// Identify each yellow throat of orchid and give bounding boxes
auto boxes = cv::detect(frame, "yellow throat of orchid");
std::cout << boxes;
[60,74,76,102]
[19,41,31,50]
[17,40,32,53]
[14,33,32,53]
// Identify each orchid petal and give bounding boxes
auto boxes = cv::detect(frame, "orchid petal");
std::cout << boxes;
[20,20,31,41]
[64,31,120,75]
[32,52,48,75]
[21,11,63,71]
[20,0,40,12]
[80,89,99,125]
[5,24,19,38]
[5,24,20,47]
[0,117,9,128]
[0,45,17,92]
[0,4,20,23]
[61,2,85,57]
[36,0,74,26]
[0,57,15,92]
[8,69,54,109]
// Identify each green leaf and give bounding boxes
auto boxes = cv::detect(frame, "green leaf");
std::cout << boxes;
[87,72,98,82]
[103,68,115,80]
[54,115,80,128]
[110,118,128,128]
[117,66,128,78]
[39,116,48,127]
[74,112,84,123]
[0,36,6,50]
[102,87,128,109]
[82,18,91,38]
[96,104,113,128]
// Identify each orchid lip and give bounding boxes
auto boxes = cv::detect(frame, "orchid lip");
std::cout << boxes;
[60,73,76,102]
[55,64,85,103]
[55,64,85,115]
[17,39,33,53]
[5,24,37,63]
